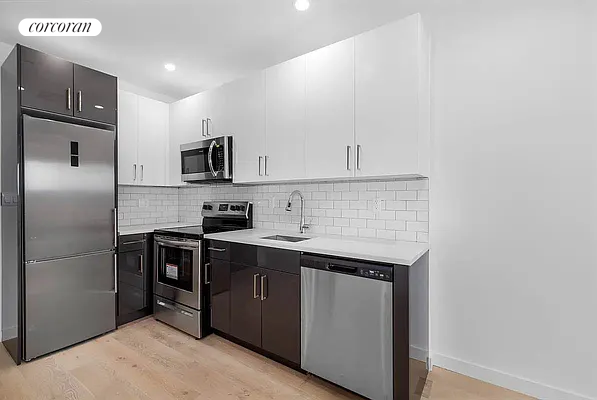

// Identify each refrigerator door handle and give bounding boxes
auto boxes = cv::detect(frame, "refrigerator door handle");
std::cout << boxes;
[113,208,117,248]
[114,253,118,293]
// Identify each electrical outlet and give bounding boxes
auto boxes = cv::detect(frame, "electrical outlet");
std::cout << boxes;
[373,199,385,212]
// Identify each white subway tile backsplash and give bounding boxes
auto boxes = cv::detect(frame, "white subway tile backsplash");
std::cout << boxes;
[367,182,386,191]
[407,180,429,190]
[123,178,428,243]
[386,200,407,211]
[386,181,407,190]
[407,201,429,211]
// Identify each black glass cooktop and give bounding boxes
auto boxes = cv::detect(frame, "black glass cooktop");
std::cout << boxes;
[154,225,241,239]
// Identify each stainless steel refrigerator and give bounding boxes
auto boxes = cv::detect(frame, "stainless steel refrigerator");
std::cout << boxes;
[22,115,117,361]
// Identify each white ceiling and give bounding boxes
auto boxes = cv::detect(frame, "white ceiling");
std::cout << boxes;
[0,0,421,102]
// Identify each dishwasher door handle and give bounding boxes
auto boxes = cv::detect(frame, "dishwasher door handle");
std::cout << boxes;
[327,264,358,274]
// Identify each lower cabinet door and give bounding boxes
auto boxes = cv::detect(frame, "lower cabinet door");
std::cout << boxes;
[260,269,300,364]
[210,258,231,334]
[118,282,145,316]
[230,263,262,348]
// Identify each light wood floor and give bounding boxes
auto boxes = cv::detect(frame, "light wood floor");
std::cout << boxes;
[0,318,534,400]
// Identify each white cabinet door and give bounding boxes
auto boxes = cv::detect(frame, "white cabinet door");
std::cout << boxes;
[355,14,421,177]
[204,85,230,138]
[306,38,355,180]
[227,72,266,183]
[117,90,139,185]
[137,97,168,186]
[167,94,204,185]
[265,55,306,181]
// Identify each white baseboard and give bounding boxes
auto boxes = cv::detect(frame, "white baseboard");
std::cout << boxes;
[410,345,428,363]
[433,353,595,400]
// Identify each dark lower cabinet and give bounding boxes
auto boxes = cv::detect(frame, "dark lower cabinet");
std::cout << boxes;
[117,233,153,326]
[209,258,231,334]
[20,46,73,116]
[230,263,262,348]
[208,240,301,366]
[260,269,300,364]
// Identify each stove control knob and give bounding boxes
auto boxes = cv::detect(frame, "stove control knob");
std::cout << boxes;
[240,205,246,211]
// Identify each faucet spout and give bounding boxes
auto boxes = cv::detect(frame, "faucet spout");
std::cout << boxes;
[286,190,307,234]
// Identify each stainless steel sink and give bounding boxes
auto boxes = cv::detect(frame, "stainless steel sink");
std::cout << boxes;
[261,235,311,243]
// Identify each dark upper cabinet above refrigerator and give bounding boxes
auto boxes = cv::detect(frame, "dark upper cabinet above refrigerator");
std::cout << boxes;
[18,45,117,125]
[74,64,117,125]
[20,46,74,116]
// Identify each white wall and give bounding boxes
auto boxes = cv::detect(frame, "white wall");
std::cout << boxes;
[0,40,14,339]
[427,2,596,399]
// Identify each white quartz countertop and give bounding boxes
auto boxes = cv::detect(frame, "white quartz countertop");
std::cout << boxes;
[204,229,428,266]
[118,222,197,235]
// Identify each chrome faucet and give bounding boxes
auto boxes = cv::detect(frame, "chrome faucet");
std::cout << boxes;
[285,190,308,234]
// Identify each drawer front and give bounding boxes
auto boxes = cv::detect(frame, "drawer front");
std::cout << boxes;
[230,243,258,266]
[207,240,231,261]
[119,234,144,252]
[154,295,202,338]
[258,247,300,275]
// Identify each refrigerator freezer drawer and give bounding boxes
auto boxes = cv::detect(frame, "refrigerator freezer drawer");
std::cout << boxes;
[154,295,202,338]
[24,251,116,360]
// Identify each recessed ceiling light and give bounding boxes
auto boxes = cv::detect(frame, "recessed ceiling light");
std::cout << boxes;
[294,0,310,11]
[164,63,176,72]
[94,105,104,109]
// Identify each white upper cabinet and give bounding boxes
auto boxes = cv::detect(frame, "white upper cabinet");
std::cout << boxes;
[167,93,203,185]
[265,55,307,181]
[137,97,168,185]
[306,38,355,180]
[228,72,266,184]
[354,13,429,178]
[118,90,139,185]
[118,90,169,186]
[204,85,230,138]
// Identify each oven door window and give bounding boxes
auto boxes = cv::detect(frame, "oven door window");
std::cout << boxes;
[181,148,209,175]
[157,245,194,292]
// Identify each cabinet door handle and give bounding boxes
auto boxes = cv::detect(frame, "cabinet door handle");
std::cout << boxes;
[205,263,211,284]
[77,90,82,112]
[133,164,137,181]
[258,156,263,176]
[357,145,362,171]
[253,273,260,299]
[201,119,206,137]
[346,146,351,171]
[264,156,269,176]
[208,247,227,252]
[139,254,143,274]
[260,275,267,301]
[206,118,212,136]
[140,165,144,182]
[66,88,72,110]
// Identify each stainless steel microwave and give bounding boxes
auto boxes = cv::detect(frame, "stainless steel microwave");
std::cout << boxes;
[180,136,233,183]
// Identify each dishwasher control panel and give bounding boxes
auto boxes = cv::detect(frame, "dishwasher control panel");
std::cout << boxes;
[360,268,392,281]
[301,254,394,282]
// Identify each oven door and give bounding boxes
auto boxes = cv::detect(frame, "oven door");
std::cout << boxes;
[154,236,201,309]
[180,136,232,182]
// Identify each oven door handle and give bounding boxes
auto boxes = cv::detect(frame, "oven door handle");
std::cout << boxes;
[155,238,199,250]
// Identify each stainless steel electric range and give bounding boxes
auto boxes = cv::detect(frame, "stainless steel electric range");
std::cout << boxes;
[153,201,253,338]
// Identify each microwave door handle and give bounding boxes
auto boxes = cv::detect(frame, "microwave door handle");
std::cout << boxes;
[207,140,218,178]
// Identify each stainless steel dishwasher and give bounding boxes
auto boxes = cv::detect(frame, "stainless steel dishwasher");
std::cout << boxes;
[301,254,394,400]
